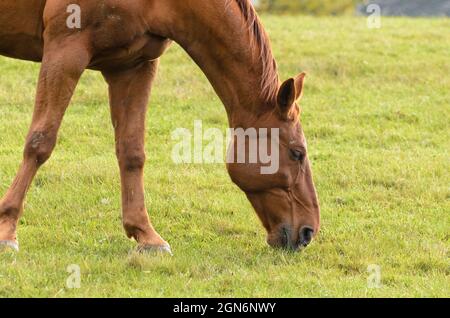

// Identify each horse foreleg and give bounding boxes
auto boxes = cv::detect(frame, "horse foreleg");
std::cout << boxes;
[0,38,91,251]
[102,60,171,255]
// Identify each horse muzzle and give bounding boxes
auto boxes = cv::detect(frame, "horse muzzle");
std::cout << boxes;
[267,226,315,251]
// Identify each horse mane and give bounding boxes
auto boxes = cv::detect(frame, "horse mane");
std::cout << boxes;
[232,0,279,102]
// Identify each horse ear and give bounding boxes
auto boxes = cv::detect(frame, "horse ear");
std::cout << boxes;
[277,78,296,111]
[294,72,306,101]
[277,72,306,113]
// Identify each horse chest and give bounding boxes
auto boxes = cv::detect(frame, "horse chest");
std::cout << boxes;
[88,33,172,71]
[87,3,172,70]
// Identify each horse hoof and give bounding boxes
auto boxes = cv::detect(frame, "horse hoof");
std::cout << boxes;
[0,240,19,252]
[136,242,173,256]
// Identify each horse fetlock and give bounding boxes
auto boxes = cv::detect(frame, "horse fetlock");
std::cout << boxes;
[123,221,145,240]
[123,221,166,246]
[0,212,18,242]
[0,200,20,219]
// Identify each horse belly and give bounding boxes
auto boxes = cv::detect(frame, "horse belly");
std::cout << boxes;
[0,0,45,61]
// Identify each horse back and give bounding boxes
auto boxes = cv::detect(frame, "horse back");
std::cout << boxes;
[0,0,46,61]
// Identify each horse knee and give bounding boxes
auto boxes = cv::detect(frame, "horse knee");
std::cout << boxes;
[117,143,146,171]
[24,131,56,166]
[124,154,146,171]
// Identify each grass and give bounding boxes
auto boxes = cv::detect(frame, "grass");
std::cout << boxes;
[0,16,449,298]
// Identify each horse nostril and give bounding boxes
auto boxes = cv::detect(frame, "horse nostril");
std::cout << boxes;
[299,226,314,247]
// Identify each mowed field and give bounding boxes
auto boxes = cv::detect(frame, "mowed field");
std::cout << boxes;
[0,16,449,297]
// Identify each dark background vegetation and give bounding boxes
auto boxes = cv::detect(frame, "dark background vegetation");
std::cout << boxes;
[254,0,450,16]
[255,0,360,15]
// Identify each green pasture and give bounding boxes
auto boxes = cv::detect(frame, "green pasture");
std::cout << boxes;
[0,16,449,297]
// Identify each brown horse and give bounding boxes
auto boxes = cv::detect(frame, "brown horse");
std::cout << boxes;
[0,0,320,254]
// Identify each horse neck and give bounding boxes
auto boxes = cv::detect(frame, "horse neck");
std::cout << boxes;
[164,1,279,128]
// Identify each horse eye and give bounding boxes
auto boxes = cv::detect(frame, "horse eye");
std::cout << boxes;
[289,149,305,162]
